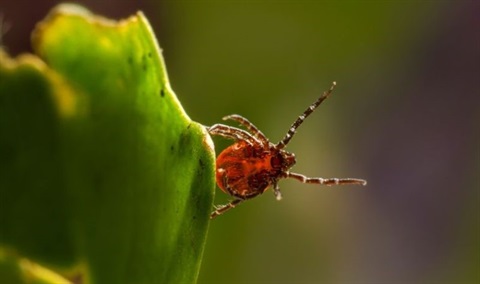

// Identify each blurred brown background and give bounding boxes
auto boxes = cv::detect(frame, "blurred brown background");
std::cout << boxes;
[2,1,479,283]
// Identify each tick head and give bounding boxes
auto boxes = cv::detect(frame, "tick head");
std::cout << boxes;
[270,150,296,173]
[282,151,296,170]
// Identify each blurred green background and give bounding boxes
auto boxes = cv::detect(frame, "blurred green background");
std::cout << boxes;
[2,1,478,283]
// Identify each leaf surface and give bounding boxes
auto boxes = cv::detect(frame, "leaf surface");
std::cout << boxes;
[0,4,215,283]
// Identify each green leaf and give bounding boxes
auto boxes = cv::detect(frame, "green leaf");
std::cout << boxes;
[0,3,215,284]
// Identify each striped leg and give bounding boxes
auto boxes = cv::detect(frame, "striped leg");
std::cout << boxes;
[210,199,244,219]
[208,124,261,146]
[222,114,270,147]
[286,172,367,186]
[277,82,337,149]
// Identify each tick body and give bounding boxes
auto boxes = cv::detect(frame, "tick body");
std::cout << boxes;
[215,140,295,199]
[208,82,367,219]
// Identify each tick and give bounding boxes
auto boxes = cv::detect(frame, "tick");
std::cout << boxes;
[207,82,367,219]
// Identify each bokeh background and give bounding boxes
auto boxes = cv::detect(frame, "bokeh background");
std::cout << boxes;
[2,1,478,283]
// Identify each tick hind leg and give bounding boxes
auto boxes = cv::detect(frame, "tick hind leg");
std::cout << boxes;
[286,172,367,186]
[211,168,247,219]
[210,199,244,219]
[208,124,261,146]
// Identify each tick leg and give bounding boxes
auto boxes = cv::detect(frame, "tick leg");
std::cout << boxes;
[210,199,243,219]
[208,124,261,146]
[277,82,337,149]
[272,181,282,201]
[222,114,270,147]
[286,172,367,186]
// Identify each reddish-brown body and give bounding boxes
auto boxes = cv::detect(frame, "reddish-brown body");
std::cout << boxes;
[215,141,294,199]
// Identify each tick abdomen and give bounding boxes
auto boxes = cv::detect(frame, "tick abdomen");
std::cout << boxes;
[216,141,275,198]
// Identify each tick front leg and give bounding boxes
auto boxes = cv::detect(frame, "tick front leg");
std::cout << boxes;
[222,114,270,147]
[210,199,244,219]
[286,172,367,186]
[207,124,260,146]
